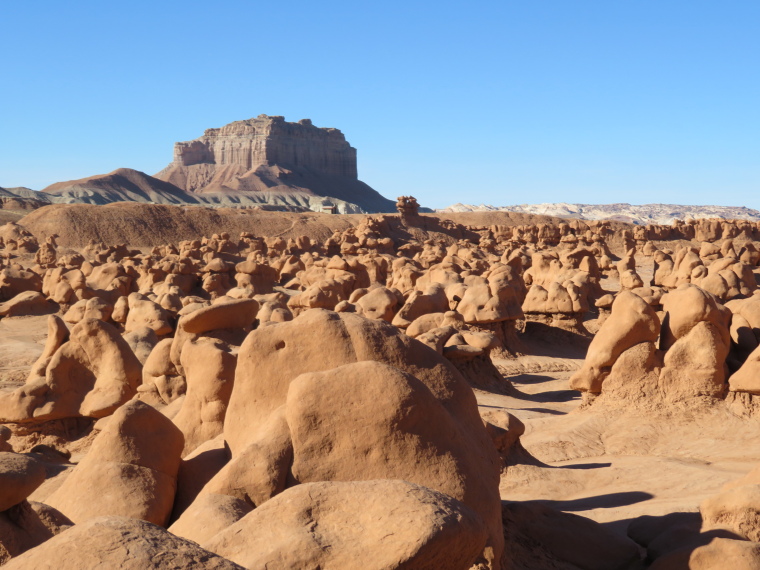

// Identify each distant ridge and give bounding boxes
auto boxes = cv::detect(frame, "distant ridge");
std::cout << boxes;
[438,202,760,226]
[42,168,198,205]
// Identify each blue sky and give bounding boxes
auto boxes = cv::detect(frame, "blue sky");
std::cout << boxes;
[2,1,758,209]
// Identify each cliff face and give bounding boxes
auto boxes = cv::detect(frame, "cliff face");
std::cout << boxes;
[155,115,394,213]
[171,116,357,179]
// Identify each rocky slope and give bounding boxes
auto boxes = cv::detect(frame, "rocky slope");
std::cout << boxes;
[18,203,564,249]
[441,202,760,225]
[41,169,198,206]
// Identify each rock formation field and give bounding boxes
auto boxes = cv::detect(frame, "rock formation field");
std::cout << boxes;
[3,196,760,568]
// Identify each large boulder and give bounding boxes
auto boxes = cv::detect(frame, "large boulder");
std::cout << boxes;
[170,298,257,375]
[659,284,731,400]
[0,453,46,512]
[222,310,503,567]
[44,400,183,526]
[2,516,243,569]
[0,292,51,318]
[203,480,487,570]
[124,292,173,336]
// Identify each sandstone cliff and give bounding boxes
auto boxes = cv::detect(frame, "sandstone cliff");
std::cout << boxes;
[155,115,395,213]
[163,115,356,184]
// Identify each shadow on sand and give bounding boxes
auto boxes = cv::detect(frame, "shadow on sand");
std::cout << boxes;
[530,491,654,512]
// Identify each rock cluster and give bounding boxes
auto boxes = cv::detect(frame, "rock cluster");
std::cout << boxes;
[2,206,760,567]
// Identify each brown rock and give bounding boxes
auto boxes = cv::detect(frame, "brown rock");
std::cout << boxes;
[570,291,660,394]
[125,292,173,336]
[45,400,183,525]
[700,484,760,542]
[0,318,142,422]
[169,493,252,545]
[203,480,487,570]
[173,337,237,456]
[2,516,244,569]
[0,292,50,317]
[0,453,46,511]
[201,406,292,508]
[224,310,503,566]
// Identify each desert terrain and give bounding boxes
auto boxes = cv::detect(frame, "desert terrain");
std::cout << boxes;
[0,195,760,568]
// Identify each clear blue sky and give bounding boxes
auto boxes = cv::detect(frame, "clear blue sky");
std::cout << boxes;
[2,0,758,209]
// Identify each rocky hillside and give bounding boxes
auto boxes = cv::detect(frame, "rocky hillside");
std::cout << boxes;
[440,202,760,225]
[42,168,197,205]
[17,202,574,249]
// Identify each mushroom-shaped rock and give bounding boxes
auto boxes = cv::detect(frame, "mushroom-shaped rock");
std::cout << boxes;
[570,291,660,394]
[659,284,731,399]
[125,293,173,336]
[44,400,184,526]
[170,299,257,374]
[203,480,487,570]
[0,318,142,422]
[354,286,399,322]
[2,516,243,570]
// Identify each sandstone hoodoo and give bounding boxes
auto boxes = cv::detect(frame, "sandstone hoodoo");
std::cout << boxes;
[155,114,396,214]
[7,204,760,567]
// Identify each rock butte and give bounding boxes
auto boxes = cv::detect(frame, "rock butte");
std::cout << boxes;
[3,195,760,568]
[11,116,396,215]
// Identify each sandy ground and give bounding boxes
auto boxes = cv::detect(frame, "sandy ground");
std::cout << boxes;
[0,315,49,387]
[476,343,760,540]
